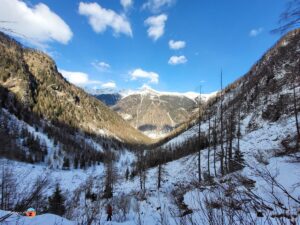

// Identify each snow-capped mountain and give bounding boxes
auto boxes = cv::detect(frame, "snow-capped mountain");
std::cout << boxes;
[92,85,217,139]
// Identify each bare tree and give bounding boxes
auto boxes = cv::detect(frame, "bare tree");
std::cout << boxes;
[198,86,202,182]
[67,174,104,225]
[133,199,144,225]
[220,70,225,176]
[272,0,300,34]
[104,151,118,199]
[207,111,211,177]
[136,150,147,195]
[227,103,235,172]
[0,163,16,210]
[292,80,299,149]
[157,163,163,190]
[213,116,217,177]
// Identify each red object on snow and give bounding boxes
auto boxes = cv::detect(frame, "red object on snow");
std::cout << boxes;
[107,204,112,215]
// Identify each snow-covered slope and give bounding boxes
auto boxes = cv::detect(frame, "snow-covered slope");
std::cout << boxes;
[1,113,299,225]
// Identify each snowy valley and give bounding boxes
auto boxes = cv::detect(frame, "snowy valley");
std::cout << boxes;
[0,1,300,223]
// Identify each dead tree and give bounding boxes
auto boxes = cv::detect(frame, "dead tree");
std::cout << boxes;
[225,119,229,172]
[104,151,117,198]
[0,164,16,210]
[272,0,300,34]
[198,86,202,182]
[157,163,162,190]
[213,116,217,177]
[207,110,211,177]
[137,150,147,193]
[220,70,225,176]
[228,104,235,172]
[293,82,299,149]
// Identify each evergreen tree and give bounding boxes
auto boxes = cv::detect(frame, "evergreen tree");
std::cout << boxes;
[232,149,245,172]
[80,157,86,169]
[62,157,70,170]
[125,167,129,180]
[48,184,66,216]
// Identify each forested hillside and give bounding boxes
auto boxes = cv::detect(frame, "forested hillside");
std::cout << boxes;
[0,32,153,168]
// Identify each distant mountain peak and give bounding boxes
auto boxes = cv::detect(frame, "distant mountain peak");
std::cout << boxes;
[91,85,217,102]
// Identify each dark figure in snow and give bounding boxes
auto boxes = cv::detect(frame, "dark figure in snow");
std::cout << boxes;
[106,204,112,221]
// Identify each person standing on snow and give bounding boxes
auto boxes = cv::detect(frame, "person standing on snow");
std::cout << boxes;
[106,203,113,221]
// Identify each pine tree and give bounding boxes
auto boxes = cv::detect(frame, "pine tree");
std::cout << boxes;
[48,184,66,216]
[80,156,86,169]
[125,167,129,181]
[232,149,245,172]
[62,157,70,170]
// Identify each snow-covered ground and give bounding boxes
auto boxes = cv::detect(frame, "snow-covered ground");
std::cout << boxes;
[0,210,75,225]
[1,108,299,224]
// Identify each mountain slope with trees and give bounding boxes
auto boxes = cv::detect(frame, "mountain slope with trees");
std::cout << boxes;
[0,32,152,145]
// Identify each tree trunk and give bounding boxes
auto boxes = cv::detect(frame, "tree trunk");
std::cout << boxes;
[157,164,161,189]
[293,83,299,149]
[213,117,217,176]
[228,108,234,172]
[207,114,211,177]
[220,71,225,176]
[198,86,202,182]
[237,105,241,153]
[225,120,228,173]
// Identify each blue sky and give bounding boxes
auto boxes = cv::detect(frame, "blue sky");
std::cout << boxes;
[0,0,287,93]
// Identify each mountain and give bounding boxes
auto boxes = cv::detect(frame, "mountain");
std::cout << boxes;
[163,28,300,157]
[94,93,122,106]
[86,88,122,106]
[92,85,216,139]
[0,32,152,167]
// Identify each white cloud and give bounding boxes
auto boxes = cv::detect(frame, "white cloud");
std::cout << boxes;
[145,14,167,41]
[78,2,132,37]
[130,68,159,84]
[59,69,102,86]
[249,27,263,37]
[142,0,175,13]
[169,40,186,50]
[168,55,187,65]
[92,61,111,71]
[0,0,72,47]
[101,81,116,89]
[121,0,133,10]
